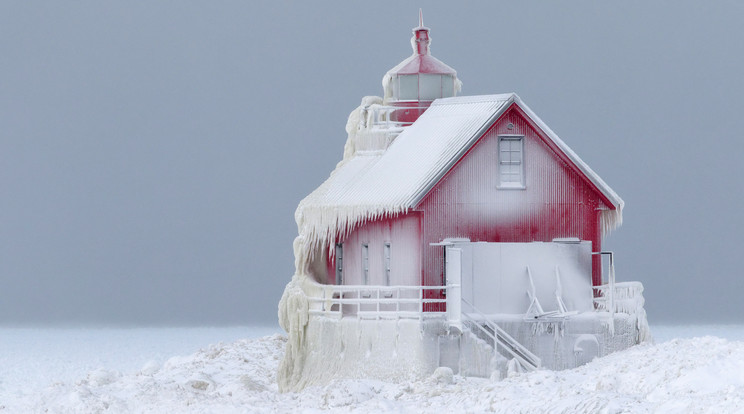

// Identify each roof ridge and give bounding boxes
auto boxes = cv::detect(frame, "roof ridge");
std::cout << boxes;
[433,93,516,106]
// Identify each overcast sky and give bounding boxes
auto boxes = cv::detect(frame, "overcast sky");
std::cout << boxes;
[1,1,743,326]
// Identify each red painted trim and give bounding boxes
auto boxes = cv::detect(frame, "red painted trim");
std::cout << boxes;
[415,103,617,211]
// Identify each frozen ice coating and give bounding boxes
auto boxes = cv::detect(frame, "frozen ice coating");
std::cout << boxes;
[296,94,623,262]
[279,14,643,393]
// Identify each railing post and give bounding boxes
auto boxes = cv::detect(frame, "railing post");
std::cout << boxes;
[396,287,400,314]
[419,288,423,321]
[376,288,380,319]
[609,252,615,320]
[321,287,326,313]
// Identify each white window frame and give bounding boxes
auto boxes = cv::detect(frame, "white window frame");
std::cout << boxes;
[383,242,391,286]
[335,243,343,285]
[498,135,525,189]
[361,243,369,285]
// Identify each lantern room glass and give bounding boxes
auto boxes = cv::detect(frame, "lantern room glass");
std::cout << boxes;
[442,75,455,97]
[398,75,418,100]
[419,74,442,101]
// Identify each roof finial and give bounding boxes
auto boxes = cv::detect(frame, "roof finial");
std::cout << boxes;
[412,9,431,55]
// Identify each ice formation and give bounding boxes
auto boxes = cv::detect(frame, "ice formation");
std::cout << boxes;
[294,93,624,269]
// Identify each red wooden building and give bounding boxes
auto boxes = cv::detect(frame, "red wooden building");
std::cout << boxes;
[278,14,646,391]
[297,16,623,306]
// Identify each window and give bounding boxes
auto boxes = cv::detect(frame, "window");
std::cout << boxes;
[361,243,369,285]
[383,242,391,286]
[499,136,524,188]
[398,75,418,100]
[335,243,343,285]
[419,74,442,101]
[441,75,455,97]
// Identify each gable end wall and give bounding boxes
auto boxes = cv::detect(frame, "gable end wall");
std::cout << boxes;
[416,105,607,299]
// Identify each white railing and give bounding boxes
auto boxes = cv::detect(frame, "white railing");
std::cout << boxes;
[592,251,616,318]
[307,284,448,320]
[594,281,645,314]
[363,104,432,129]
[362,105,406,130]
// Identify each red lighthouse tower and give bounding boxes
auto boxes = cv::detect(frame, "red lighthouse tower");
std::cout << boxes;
[383,11,460,125]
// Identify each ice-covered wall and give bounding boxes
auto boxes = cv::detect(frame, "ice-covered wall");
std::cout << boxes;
[279,313,449,392]
[463,310,649,372]
[417,106,610,288]
[337,214,421,286]
[294,95,623,287]
[595,281,651,344]
[454,241,594,315]
[278,97,406,392]
[341,96,388,163]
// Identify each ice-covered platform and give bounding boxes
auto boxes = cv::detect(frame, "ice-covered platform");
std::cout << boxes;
[277,274,649,391]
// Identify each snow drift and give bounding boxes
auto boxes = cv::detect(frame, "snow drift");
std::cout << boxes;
[5,334,744,413]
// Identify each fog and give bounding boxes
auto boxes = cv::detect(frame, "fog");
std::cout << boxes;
[1,1,742,325]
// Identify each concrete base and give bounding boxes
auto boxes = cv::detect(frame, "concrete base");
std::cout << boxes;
[287,310,647,389]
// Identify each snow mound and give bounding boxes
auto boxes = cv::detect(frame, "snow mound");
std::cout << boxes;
[6,335,744,413]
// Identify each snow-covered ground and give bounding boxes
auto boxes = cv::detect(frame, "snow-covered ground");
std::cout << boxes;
[1,325,743,413]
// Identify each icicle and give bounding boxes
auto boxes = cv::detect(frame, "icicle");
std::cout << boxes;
[599,205,623,237]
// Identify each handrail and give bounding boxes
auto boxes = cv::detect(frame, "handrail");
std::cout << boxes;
[461,298,541,371]
[306,284,448,320]
[592,251,615,319]
[305,282,540,371]
[593,281,643,313]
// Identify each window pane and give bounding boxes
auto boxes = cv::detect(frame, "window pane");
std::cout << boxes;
[442,75,454,97]
[499,137,524,187]
[398,75,418,100]
[384,242,391,286]
[511,147,522,163]
[419,74,442,100]
[335,244,343,285]
[362,244,369,285]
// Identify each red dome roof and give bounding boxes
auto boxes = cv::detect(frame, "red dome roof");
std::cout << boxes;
[387,53,456,76]
[386,12,456,76]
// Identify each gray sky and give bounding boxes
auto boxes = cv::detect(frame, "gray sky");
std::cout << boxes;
[1,1,743,325]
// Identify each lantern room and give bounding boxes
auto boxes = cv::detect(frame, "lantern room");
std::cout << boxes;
[382,11,460,124]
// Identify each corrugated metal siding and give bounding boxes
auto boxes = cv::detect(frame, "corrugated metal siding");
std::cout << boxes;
[416,107,606,291]
[336,215,421,287]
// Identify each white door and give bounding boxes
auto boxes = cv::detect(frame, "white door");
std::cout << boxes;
[453,241,593,315]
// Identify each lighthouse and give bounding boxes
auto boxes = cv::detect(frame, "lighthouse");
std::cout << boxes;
[278,12,648,392]
[382,11,460,125]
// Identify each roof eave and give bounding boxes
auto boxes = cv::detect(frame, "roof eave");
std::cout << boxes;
[511,95,624,211]
[410,93,517,208]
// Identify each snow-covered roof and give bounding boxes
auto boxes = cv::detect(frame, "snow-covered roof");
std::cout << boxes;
[296,93,623,254]
[386,53,457,76]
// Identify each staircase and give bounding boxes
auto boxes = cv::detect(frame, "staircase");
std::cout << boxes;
[461,298,541,371]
